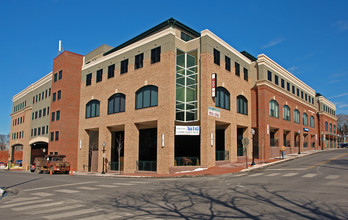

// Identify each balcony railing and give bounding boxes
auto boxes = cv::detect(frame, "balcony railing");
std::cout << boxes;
[270,138,279,147]
[175,157,200,166]
[137,161,156,171]
[216,151,229,161]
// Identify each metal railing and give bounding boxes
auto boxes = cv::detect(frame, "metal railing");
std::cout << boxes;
[216,151,229,161]
[110,161,123,171]
[137,161,156,171]
[174,157,200,166]
[270,138,279,147]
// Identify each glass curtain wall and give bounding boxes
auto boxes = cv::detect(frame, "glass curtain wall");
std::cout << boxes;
[176,49,198,121]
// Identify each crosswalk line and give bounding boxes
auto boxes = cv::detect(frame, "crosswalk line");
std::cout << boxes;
[266,173,281,177]
[1,199,52,208]
[12,201,64,211]
[302,173,318,178]
[3,196,40,204]
[97,185,119,188]
[234,173,247,177]
[77,186,100,190]
[31,192,55,197]
[325,175,340,180]
[249,173,264,177]
[283,173,299,177]
[76,213,124,220]
[112,183,135,186]
[55,189,79,193]
[44,208,103,219]
[129,181,148,184]
[28,204,86,215]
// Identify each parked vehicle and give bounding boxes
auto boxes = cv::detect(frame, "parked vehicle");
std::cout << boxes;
[14,160,22,167]
[0,162,6,169]
[339,143,348,148]
[30,155,70,174]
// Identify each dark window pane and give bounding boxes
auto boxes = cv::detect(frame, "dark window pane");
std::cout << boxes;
[151,47,161,64]
[86,73,92,86]
[135,53,144,69]
[225,56,231,71]
[96,69,103,82]
[235,62,240,76]
[214,49,220,65]
[108,64,115,78]
[121,59,128,74]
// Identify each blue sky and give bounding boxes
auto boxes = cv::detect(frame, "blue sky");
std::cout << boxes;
[1,0,348,134]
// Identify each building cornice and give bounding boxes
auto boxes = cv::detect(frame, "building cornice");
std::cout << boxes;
[318,112,337,121]
[317,96,336,110]
[82,27,176,70]
[13,72,52,102]
[257,54,315,96]
[10,106,32,117]
[201,29,252,65]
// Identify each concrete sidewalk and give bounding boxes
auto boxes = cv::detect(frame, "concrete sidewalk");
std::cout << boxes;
[74,149,325,178]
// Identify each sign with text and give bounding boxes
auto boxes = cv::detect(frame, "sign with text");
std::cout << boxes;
[175,126,200,136]
[208,106,220,118]
[212,73,217,97]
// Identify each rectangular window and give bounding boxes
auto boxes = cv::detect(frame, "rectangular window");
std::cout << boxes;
[50,132,54,141]
[235,62,240,76]
[275,75,279,85]
[45,90,48,98]
[108,64,115,78]
[281,79,285,88]
[39,93,41,101]
[225,56,231,71]
[49,88,51,96]
[151,46,161,64]
[42,126,45,135]
[96,69,103,82]
[31,129,33,137]
[34,128,37,136]
[297,88,299,96]
[51,112,55,122]
[36,95,38,103]
[214,49,220,65]
[35,111,38,119]
[55,131,59,141]
[121,59,128,74]
[38,127,41,136]
[181,32,193,41]
[56,110,60,121]
[58,70,62,80]
[39,109,42,118]
[86,73,92,86]
[244,68,248,81]
[57,90,61,100]
[134,53,144,69]
[47,107,50,115]
[287,82,290,91]
[32,113,34,120]
[46,125,48,134]
[53,92,56,102]
[301,91,304,99]
[305,93,307,101]
[54,73,57,82]
[309,96,311,103]
[267,71,272,81]
[43,108,46,116]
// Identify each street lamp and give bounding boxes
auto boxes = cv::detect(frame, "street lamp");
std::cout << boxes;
[101,142,106,174]
[298,130,301,154]
[251,129,256,166]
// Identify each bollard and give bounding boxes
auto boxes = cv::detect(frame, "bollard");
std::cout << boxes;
[49,168,52,175]
[70,170,73,176]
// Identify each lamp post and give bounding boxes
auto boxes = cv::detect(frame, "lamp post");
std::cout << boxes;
[321,132,324,150]
[251,129,256,166]
[101,142,106,174]
[298,130,301,154]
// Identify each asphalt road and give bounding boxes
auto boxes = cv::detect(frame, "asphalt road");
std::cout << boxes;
[1,149,348,220]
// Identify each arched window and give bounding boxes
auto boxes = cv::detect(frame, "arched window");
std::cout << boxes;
[310,116,315,128]
[325,121,328,131]
[108,93,125,114]
[135,85,158,109]
[333,125,336,133]
[86,100,100,118]
[294,109,300,124]
[283,105,290,121]
[216,87,230,110]
[302,113,308,126]
[329,123,332,132]
[269,100,279,118]
[237,95,248,115]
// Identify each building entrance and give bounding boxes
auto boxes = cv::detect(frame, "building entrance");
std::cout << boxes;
[30,142,48,164]
[138,128,157,171]
[111,131,124,172]
[175,135,200,166]
[87,130,99,172]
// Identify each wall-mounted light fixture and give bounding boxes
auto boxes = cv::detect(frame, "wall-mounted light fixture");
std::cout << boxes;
[161,133,164,147]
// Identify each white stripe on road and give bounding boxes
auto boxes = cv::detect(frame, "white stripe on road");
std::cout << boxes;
[97,185,119,188]
[266,173,281,177]
[28,204,86,215]
[268,168,306,171]
[77,186,100,190]
[325,175,340,180]
[3,196,40,204]
[31,192,55,197]
[1,199,52,208]
[249,173,264,177]
[234,173,247,177]
[76,213,125,220]
[112,183,135,186]
[283,173,299,177]
[55,189,79,193]
[129,181,148,184]
[24,181,98,192]
[12,201,64,211]
[44,208,102,219]
[302,173,318,178]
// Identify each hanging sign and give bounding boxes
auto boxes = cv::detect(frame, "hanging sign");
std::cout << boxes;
[212,73,217,97]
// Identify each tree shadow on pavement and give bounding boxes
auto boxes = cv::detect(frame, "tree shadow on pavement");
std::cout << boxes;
[107,182,347,219]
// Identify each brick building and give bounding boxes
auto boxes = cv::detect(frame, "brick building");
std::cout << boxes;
[9,18,337,174]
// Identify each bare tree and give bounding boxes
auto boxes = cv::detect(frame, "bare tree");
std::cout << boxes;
[115,133,124,174]
[0,134,9,151]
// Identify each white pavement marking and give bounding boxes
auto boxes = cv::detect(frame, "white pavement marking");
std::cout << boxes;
[28,204,86,215]
[12,201,64,211]
[268,168,306,171]
[3,196,40,204]
[249,173,264,177]
[266,173,281,177]
[31,192,55,197]
[24,181,98,192]
[0,199,52,208]
[77,186,100,190]
[76,213,123,220]
[55,189,79,193]
[129,181,148,184]
[325,175,340,180]
[44,208,103,219]
[302,173,318,178]
[112,183,135,186]
[283,173,299,177]
[234,173,247,177]
[97,185,119,188]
